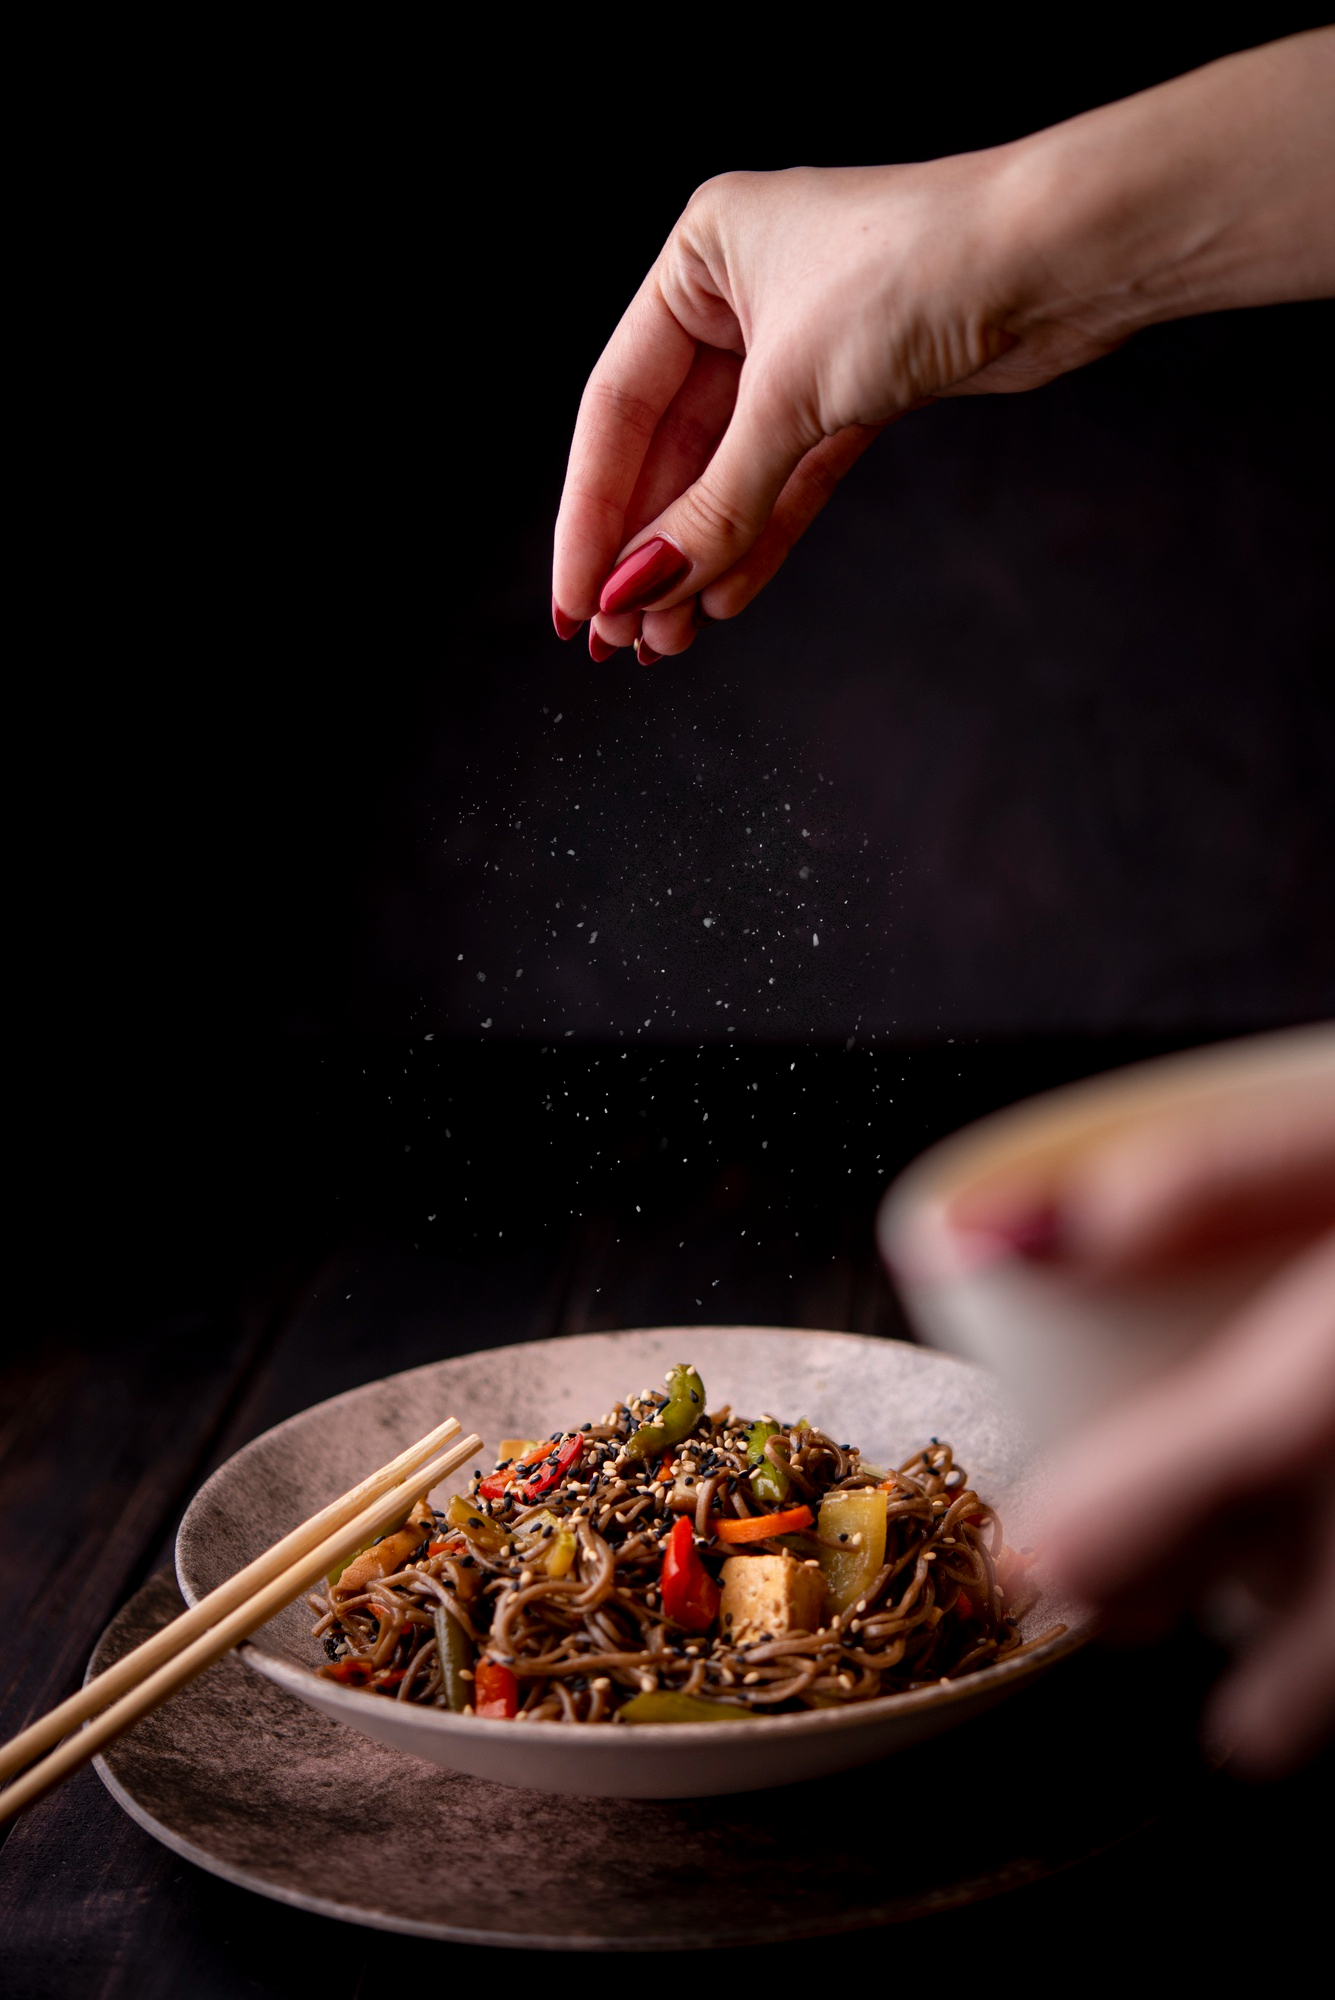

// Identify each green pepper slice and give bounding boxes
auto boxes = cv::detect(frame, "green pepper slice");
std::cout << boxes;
[433,1603,474,1712]
[746,1418,790,1507]
[623,1364,707,1461]
[444,1493,512,1550]
[620,1690,758,1724]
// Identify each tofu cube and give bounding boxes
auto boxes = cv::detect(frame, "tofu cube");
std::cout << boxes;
[719,1554,827,1645]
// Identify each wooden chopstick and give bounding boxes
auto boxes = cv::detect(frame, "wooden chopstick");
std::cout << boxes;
[0,1411,466,1788]
[0,1422,483,1820]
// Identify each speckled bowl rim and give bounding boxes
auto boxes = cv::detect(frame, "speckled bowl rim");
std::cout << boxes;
[178,1328,1093,1755]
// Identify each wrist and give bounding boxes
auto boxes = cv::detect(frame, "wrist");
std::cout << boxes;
[994,33,1335,347]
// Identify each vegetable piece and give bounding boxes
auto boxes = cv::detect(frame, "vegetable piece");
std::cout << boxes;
[478,1438,550,1501]
[329,1495,434,1593]
[718,1554,826,1644]
[324,1658,371,1685]
[620,1691,758,1724]
[711,1505,814,1543]
[518,1509,578,1577]
[660,1513,721,1632]
[444,1494,512,1551]
[433,1604,473,1712]
[544,1528,577,1577]
[474,1659,518,1719]
[624,1364,707,1462]
[816,1489,888,1616]
[514,1432,584,1502]
[746,1419,790,1507]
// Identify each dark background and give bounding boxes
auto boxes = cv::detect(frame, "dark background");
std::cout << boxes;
[21,11,1332,1314]
[4,19,1334,1982]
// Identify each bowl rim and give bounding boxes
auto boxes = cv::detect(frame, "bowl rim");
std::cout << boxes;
[177,1324,1091,1748]
[879,1023,1335,1261]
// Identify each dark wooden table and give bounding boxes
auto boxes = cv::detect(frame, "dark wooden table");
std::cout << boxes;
[3,1038,1327,1992]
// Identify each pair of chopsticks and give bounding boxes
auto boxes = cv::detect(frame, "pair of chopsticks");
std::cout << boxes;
[0,1415,483,1823]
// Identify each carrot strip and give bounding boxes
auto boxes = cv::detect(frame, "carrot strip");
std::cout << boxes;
[710,1504,813,1543]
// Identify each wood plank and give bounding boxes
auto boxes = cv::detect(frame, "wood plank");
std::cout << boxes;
[0,1272,304,1757]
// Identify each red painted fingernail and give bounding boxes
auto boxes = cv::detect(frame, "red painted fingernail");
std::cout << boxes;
[599,538,690,617]
[552,596,583,642]
[635,640,661,665]
[589,628,618,663]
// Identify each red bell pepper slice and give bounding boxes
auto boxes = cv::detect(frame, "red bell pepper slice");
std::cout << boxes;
[661,1513,721,1633]
[514,1432,584,1502]
[474,1659,518,1719]
[709,1504,814,1543]
[324,1659,372,1685]
[478,1439,553,1501]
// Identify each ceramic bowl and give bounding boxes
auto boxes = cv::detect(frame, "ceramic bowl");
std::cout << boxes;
[877,1025,1335,1440]
[176,1326,1089,1799]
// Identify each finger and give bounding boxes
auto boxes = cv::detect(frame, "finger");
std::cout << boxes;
[588,609,641,657]
[622,346,741,547]
[947,1051,1335,1272]
[1209,1481,1335,1776]
[1044,1231,1335,1605]
[596,357,826,619]
[640,596,703,660]
[698,422,886,622]
[553,285,698,627]
[1061,1072,1335,1272]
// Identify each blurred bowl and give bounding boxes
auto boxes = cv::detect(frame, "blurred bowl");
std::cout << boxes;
[176,1326,1088,1799]
[877,1025,1335,1439]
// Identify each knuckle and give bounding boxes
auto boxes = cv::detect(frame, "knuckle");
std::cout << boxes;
[584,379,661,451]
[675,479,755,560]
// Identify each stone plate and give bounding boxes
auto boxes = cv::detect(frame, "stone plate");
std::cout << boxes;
[91,1570,1218,1946]
[175,1329,1089,1798]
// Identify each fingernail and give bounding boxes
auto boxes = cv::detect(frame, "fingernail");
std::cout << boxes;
[599,537,690,617]
[552,596,583,642]
[589,628,618,663]
[635,640,662,665]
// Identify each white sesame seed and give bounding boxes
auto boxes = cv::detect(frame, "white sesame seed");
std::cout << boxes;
[593,1677,612,1691]
[855,1599,868,1613]
[638,1674,656,1692]
[743,1672,761,1685]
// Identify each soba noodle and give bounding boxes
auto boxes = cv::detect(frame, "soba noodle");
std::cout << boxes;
[308,1369,1055,1722]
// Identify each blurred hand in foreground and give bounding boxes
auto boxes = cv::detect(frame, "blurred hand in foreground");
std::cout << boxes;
[552,31,1335,662]
[953,1061,1335,1776]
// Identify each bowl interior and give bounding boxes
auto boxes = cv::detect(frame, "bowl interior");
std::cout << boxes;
[178,1327,1077,1705]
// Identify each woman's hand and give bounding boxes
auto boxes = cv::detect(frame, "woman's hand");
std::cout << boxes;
[954,1063,1335,1776]
[552,31,1335,661]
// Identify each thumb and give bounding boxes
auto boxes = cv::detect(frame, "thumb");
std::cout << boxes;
[597,365,817,618]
